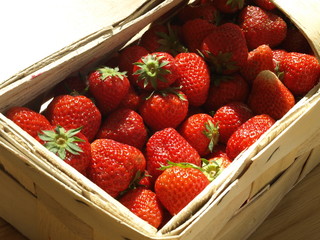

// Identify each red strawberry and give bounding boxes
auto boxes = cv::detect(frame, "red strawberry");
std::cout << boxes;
[53,75,88,97]
[182,18,216,53]
[133,52,179,91]
[179,113,219,157]
[279,52,320,96]
[88,66,130,114]
[87,139,146,198]
[212,102,254,144]
[96,108,148,150]
[248,70,295,119]
[240,44,274,85]
[45,94,101,142]
[139,89,188,131]
[119,188,164,228]
[201,22,248,74]
[174,52,211,106]
[37,126,91,174]
[212,0,245,13]
[155,165,210,215]
[207,154,232,169]
[204,74,249,111]
[280,25,312,54]
[272,49,288,74]
[6,106,52,139]
[238,5,287,50]
[177,2,219,23]
[251,0,276,10]
[226,114,275,159]
[118,45,149,85]
[146,128,201,181]
[118,85,142,111]
[139,24,168,53]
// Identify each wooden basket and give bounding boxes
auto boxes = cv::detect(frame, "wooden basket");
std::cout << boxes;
[1,0,320,239]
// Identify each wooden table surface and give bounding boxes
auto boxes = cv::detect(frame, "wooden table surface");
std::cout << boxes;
[1,163,320,240]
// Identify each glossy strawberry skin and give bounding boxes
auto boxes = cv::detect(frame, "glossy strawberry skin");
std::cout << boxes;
[252,0,276,10]
[201,23,248,74]
[238,5,287,50]
[88,67,130,115]
[6,106,52,139]
[139,90,189,131]
[87,139,146,198]
[53,75,89,97]
[204,74,249,111]
[146,128,201,181]
[155,166,210,215]
[96,108,148,150]
[248,70,295,120]
[119,188,164,228]
[179,113,218,157]
[177,3,219,23]
[139,25,168,53]
[226,114,275,160]
[212,102,254,144]
[45,95,102,142]
[174,52,211,106]
[118,85,142,111]
[280,52,320,96]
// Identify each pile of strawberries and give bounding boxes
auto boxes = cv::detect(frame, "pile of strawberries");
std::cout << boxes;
[5,0,320,229]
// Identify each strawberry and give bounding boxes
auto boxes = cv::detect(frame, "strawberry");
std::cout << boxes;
[96,108,148,150]
[139,89,188,131]
[238,5,287,50]
[272,49,287,74]
[155,165,210,215]
[226,114,275,160]
[6,106,52,139]
[87,139,146,198]
[88,66,130,115]
[204,74,249,111]
[280,25,312,54]
[201,22,248,74]
[45,94,101,142]
[212,102,254,144]
[248,70,295,119]
[53,74,88,97]
[118,45,149,85]
[133,52,179,91]
[179,113,219,157]
[240,44,274,85]
[118,85,142,111]
[181,18,216,53]
[212,0,245,13]
[208,155,232,169]
[251,0,276,10]
[145,128,201,181]
[139,24,168,53]
[174,52,211,106]
[279,52,320,96]
[37,126,91,174]
[119,187,164,228]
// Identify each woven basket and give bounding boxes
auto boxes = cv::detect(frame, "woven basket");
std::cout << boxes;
[0,0,320,239]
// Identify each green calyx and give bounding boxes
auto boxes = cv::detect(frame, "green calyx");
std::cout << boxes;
[226,0,245,10]
[98,66,127,81]
[206,51,239,74]
[203,120,220,153]
[38,126,85,160]
[201,158,223,182]
[133,54,171,89]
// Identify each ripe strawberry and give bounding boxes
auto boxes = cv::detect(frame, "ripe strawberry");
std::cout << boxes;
[139,24,168,53]
[201,22,248,74]
[182,18,216,53]
[139,89,188,131]
[37,126,91,174]
[174,52,211,106]
[87,139,146,198]
[96,108,148,150]
[272,49,287,74]
[45,94,101,142]
[240,44,274,85]
[145,128,201,181]
[238,5,287,50]
[118,85,142,111]
[248,70,295,119]
[251,0,276,10]
[118,45,149,85]
[204,74,249,111]
[279,52,320,96]
[226,114,275,160]
[212,102,254,144]
[6,106,52,139]
[53,74,88,97]
[179,113,219,157]
[119,187,164,228]
[208,155,232,169]
[132,52,179,91]
[88,66,130,115]
[280,25,312,54]
[155,165,210,215]
[212,0,245,13]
